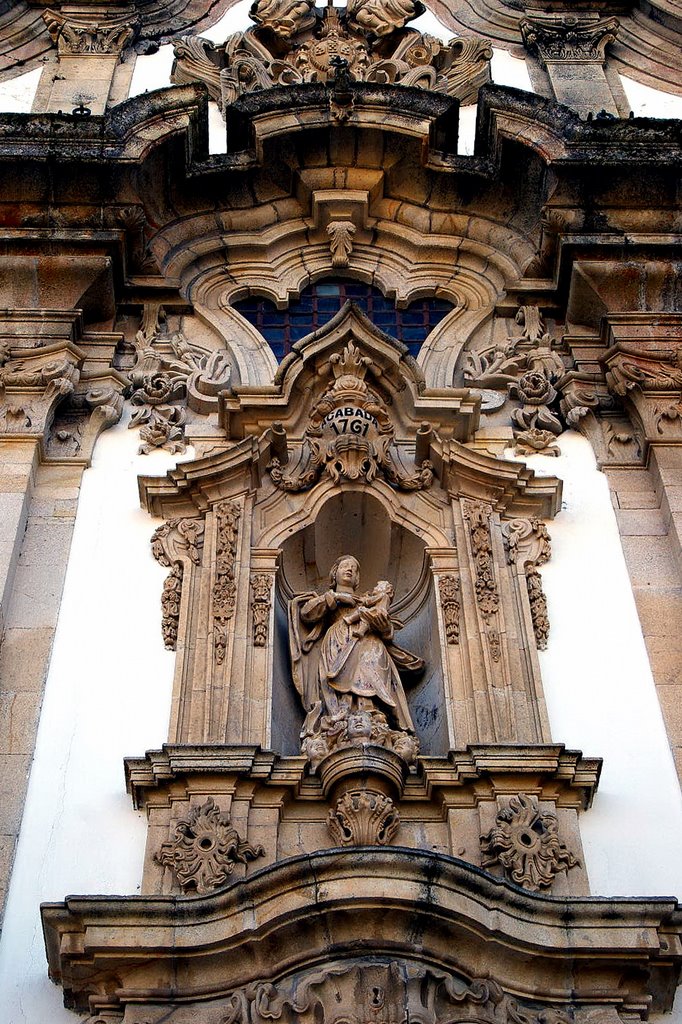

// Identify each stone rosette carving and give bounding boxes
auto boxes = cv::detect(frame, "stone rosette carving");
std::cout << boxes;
[268,341,433,492]
[155,797,264,894]
[480,793,579,892]
[251,572,274,647]
[172,0,492,116]
[327,788,400,846]
[151,516,205,650]
[438,574,461,644]
[213,501,241,665]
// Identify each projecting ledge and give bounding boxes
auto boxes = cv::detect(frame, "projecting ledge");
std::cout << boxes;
[41,847,681,1018]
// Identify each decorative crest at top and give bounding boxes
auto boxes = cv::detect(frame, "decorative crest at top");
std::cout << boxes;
[267,339,433,491]
[172,0,492,113]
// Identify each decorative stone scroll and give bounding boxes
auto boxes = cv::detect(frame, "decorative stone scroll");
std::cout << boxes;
[268,342,433,493]
[504,518,551,651]
[480,793,579,892]
[213,501,241,665]
[172,0,492,115]
[151,516,205,650]
[155,797,264,894]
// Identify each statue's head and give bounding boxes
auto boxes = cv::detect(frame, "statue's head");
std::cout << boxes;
[250,0,316,39]
[329,555,360,591]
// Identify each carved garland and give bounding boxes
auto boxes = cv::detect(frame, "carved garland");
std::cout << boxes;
[251,572,274,647]
[213,501,242,664]
[504,518,551,651]
[438,574,461,644]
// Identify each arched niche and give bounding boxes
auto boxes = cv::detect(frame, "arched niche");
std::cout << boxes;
[271,489,450,758]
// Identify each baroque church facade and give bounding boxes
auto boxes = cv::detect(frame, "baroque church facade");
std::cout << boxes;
[0,0,681,1020]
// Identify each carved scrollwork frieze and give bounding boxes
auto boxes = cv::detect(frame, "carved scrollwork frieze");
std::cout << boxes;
[155,797,264,894]
[213,501,242,665]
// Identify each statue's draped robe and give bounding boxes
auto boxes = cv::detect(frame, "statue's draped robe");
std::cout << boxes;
[288,590,423,734]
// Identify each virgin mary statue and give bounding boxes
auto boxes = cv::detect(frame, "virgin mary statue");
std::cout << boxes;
[288,555,424,765]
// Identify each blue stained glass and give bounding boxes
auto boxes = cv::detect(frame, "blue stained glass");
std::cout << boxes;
[316,283,342,295]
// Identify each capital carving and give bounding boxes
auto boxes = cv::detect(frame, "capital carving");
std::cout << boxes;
[155,798,264,894]
[520,13,619,65]
[42,9,139,55]
[480,793,579,892]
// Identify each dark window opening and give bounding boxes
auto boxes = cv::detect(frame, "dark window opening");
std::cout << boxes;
[232,278,454,362]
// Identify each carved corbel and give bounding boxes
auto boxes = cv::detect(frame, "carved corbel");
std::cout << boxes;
[151,516,205,650]
[559,371,643,466]
[0,343,84,441]
[601,341,682,443]
[44,376,127,463]
[503,517,551,651]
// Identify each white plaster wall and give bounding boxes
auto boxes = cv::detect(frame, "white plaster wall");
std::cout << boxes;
[513,432,682,898]
[0,67,41,113]
[0,412,194,1023]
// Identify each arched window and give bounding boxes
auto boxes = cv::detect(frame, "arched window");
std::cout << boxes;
[232,278,454,361]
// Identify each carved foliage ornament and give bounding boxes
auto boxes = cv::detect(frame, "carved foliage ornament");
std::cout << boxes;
[480,793,579,892]
[268,342,433,493]
[438,574,461,644]
[504,518,550,651]
[129,304,232,455]
[463,305,566,456]
[43,9,139,54]
[327,789,400,846]
[172,0,492,114]
[251,572,274,647]
[214,501,241,665]
[155,798,264,894]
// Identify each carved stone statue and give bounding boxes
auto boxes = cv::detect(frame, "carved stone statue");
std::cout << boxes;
[289,555,423,767]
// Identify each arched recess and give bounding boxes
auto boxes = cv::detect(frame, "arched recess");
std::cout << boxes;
[260,482,452,758]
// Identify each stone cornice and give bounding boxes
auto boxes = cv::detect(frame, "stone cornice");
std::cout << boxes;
[41,846,681,1016]
[124,744,600,810]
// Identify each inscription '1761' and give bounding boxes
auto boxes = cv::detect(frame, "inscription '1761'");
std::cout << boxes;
[323,406,379,437]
